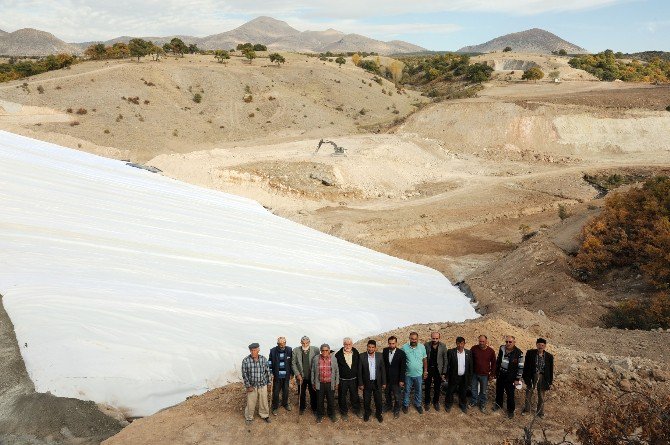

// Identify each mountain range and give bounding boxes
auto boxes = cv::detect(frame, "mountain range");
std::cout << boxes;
[457,28,588,54]
[0,19,590,57]
[0,17,426,56]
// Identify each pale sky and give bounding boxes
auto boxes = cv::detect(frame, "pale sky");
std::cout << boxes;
[0,0,668,52]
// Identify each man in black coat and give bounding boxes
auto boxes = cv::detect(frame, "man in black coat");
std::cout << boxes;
[445,336,473,413]
[268,336,293,415]
[358,339,387,422]
[382,335,406,418]
[334,337,361,419]
[522,338,554,418]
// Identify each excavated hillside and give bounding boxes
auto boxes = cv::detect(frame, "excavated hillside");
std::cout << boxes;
[1,53,670,444]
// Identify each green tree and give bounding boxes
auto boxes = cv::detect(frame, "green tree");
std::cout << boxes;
[129,38,151,62]
[558,49,567,56]
[170,38,188,57]
[335,56,346,67]
[84,43,107,60]
[503,46,512,52]
[214,50,230,63]
[522,66,544,80]
[465,63,494,83]
[252,43,267,51]
[187,43,199,54]
[269,53,285,66]
[149,43,165,61]
[243,49,256,64]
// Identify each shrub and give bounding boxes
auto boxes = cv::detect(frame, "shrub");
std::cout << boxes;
[66,108,73,113]
[558,49,567,56]
[335,56,346,67]
[666,105,670,112]
[465,63,494,83]
[576,391,670,445]
[248,112,255,118]
[69,121,80,126]
[36,85,44,94]
[269,53,285,66]
[243,95,253,103]
[193,93,202,103]
[372,76,383,85]
[104,129,110,134]
[503,46,512,52]
[574,176,670,329]
[144,100,150,105]
[76,108,87,115]
[359,60,380,74]
[557,204,569,220]
[522,67,544,80]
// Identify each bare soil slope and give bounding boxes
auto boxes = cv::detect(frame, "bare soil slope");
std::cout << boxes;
[2,55,670,444]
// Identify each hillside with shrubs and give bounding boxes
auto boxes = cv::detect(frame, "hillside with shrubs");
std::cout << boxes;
[569,49,670,82]
[575,176,670,329]
[397,53,494,99]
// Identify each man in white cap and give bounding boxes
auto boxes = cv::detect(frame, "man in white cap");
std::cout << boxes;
[292,335,319,414]
[241,342,271,424]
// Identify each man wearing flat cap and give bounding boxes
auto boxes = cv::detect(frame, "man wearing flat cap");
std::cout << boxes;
[522,338,554,418]
[242,342,272,424]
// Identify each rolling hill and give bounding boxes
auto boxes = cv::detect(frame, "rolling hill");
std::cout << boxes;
[457,28,587,54]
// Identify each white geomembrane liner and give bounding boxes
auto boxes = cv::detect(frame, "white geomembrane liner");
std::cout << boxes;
[0,130,478,416]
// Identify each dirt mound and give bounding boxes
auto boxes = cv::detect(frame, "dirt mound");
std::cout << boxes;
[524,85,670,111]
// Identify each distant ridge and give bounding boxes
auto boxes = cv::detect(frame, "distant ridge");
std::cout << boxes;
[94,17,427,55]
[457,28,587,55]
[1,16,424,56]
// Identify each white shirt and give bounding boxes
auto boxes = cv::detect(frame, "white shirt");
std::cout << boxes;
[368,353,376,380]
[457,350,466,376]
[388,349,396,364]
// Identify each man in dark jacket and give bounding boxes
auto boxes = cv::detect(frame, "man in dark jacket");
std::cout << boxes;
[334,337,361,419]
[382,335,406,418]
[445,336,473,413]
[358,339,387,422]
[424,331,448,411]
[522,338,554,418]
[268,336,293,415]
[494,335,525,418]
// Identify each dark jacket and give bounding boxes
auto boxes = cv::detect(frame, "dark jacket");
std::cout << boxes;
[382,347,406,385]
[358,351,387,388]
[445,348,473,386]
[424,341,448,375]
[522,349,554,390]
[268,345,292,379]
[495,345,524,381]
[335,347,360,381]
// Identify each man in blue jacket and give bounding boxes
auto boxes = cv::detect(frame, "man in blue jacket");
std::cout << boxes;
[268,336,293,415]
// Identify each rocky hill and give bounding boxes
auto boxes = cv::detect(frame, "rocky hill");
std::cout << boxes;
[90,16,426,54]
[0,28,81,56]
[457,28,587,54]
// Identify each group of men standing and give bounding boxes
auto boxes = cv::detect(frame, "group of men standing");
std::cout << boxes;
[241,332,554,424]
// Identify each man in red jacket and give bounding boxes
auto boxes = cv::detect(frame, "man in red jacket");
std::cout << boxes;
[470,335,496,413]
